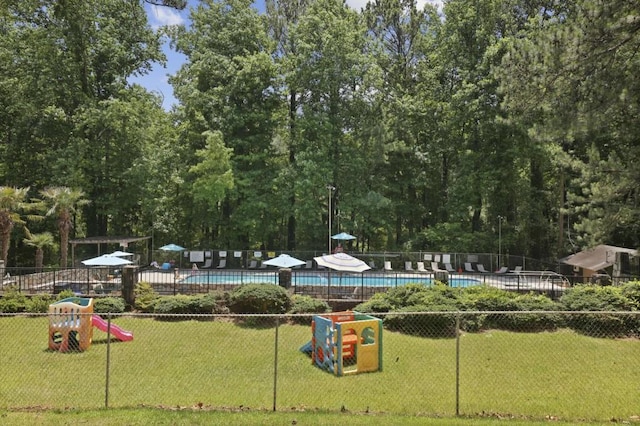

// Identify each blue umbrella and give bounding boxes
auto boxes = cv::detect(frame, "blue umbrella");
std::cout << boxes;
[331,232,356,241]
[159,243,186,251]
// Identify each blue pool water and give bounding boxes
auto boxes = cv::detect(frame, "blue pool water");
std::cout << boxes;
[179,272,480,288]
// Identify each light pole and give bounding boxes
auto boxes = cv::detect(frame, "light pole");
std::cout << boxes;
[327,185,335,253]
[498,215,503,268]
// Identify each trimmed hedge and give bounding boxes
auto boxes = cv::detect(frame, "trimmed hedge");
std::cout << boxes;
[288,295,330,324]
[227,284,291,314]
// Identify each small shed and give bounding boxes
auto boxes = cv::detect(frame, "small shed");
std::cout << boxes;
[561,245,637,280]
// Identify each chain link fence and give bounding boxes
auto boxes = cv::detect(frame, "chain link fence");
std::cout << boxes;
[1,311,639,421]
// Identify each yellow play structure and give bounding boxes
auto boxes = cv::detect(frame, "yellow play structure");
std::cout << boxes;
[301,311,383,376]
[48,297,94,352]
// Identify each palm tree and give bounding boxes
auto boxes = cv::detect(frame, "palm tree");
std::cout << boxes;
[40,187,89,268]
[0,186,34,266]
[23,230,56,271]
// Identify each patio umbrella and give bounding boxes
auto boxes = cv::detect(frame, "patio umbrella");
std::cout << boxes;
[262,254,306,268]
[109,250,134,257]
[159,243,186,268]
[313,253,370,273]
[331,232,356,241]
[82,254,133,267]
[159,243,186,252]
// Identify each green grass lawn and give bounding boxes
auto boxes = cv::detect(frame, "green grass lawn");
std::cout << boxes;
[1,315,639,424]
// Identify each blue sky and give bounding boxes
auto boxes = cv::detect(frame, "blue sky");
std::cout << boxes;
[131,0,443,111]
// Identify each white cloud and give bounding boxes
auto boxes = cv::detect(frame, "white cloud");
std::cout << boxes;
[149,5,185,28]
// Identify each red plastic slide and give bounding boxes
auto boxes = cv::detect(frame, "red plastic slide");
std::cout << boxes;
[91,315,134,341]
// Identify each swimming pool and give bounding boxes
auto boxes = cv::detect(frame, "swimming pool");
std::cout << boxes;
[179,272,480,288]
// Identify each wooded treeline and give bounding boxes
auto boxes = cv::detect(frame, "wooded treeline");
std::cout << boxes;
[1,0,638,267]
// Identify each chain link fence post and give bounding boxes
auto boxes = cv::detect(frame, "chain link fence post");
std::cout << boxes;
[455,312,460,416]
[272,315,280,412]
[104,313,112,408]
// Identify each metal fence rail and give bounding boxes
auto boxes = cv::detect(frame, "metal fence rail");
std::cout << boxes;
[1,311,639,421]
[5,265,631,302]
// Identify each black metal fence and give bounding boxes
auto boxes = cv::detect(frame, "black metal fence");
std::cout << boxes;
[3,264,638,303]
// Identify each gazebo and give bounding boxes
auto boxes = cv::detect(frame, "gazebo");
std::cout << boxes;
[69,236,151,267]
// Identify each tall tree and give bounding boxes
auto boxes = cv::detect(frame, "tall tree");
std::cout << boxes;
[0,187,38,266]
[23,230,56,271]
[286,0,382,249]
[170,0,281,248]
[266,0,312,250]
[40,187,89,268]
[498,0,640,251]
[363,0,441,248]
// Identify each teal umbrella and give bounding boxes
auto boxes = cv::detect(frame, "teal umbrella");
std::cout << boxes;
[331,232,356,241]
[159,243,186,251]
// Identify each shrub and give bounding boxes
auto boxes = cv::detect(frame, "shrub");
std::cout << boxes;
[384,304,458,338]
[501,293,561,332]
[153,295,195,317]
[0,285,28,313]
[353,292,394,313]
[26,294,55,313]
[559,285,635,337]
[227,284,291,314]
[459,286,519,331]
[133,281,159,313]
[620,280,640,309]
[288,295,330,324]
[93,297,126,315]
[56,290,76,301]
[382,284,434,309]
[192,291,229,314]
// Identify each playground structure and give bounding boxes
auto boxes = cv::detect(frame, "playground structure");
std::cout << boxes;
[48,297,94,352]
[302,311,383,376]
[48,297,133,352]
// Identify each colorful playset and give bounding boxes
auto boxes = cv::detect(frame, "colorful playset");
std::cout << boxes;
[48,297,133,352]
[301,311,383,376]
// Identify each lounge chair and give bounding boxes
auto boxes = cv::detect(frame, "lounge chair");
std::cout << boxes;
[259,261,268,269]
[384,261,393,272]
[445,263,456,273]
[495,266,508,274]
[464,262,475,272]
[404,261,415,272]
[368,260,377,270]
[305,260,313,269]
[416,262,428,273]
[201,259,213,269]
[216,259,226,269]
[248,260,258,269]
[476,264,489,273]
[513,266,522,273]
[431,262,444,272]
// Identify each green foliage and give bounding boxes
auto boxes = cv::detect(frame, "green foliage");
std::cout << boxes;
[227,284,291,314]
[0,285,29,313]
[353,292,394,313]
[153,295,196,317]
[560,285,636,337]
[26,294,55,313]
[93,297,126,314]
[384,304,459,338]
[192,291,229,314]
[56,290,76,300]
[287,295,330,325]
[134,281,159,313]
[620,280,640,310]
[498,293,562,332]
